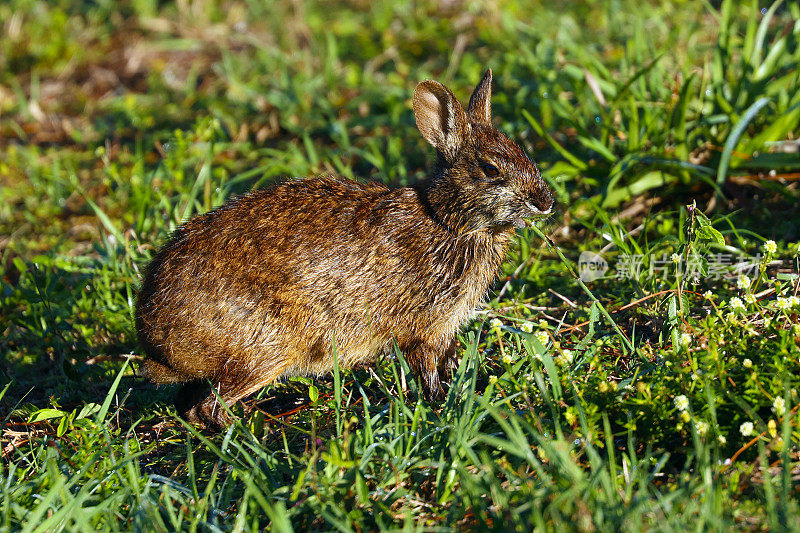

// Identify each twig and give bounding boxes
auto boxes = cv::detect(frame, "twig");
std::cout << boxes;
[558,289,678,334]
[548,288,578,308]
[497,255,533,299]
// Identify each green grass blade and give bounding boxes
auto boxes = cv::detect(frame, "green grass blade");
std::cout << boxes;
[716,97,771,187]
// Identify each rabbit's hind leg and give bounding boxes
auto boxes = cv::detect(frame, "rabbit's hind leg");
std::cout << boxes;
[437,338,459,379]
[184,360,294,429]
[140,358,190,383]
[174,380,210,418]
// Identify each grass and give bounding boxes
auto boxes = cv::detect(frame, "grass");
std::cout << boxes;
[1,0,800,530]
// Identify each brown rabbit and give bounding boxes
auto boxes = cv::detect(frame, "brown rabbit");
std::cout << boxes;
[136,69,553,428]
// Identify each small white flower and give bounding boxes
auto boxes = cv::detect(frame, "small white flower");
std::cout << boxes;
[490,318,503,329]
[772,396,786,416]
[703,291,714,300]
[776,297,791,311]
[717,435,727,445]
[534,331,549,346]
[671,252,681,264]
[736,275,751,290]
[729,297,745,311]
[764,240,777,254]
[740,421,755,437]
[561,349,573,364]
[488,375,498,385]
[501,354,513,365]
[691,373,699,381]
[789,296,800,308]
[743,358,753,368]
[680,333,692,347]
[745,293,757,304]
[695,420,709,437]
[520,322,534,333]
[674,395,689,411]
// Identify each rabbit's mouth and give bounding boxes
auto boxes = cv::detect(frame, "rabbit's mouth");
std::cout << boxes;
[509,213,549,229]
[499,204,551,230]
[490,201,552,230]
[510,218,546,229]
[519,200,553,224]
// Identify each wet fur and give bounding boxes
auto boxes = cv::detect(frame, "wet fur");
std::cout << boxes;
[136,69,553,428]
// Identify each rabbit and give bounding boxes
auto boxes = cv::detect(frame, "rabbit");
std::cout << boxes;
[135,69,554,428]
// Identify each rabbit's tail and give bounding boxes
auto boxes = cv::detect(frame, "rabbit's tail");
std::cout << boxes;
[139,359,190,383]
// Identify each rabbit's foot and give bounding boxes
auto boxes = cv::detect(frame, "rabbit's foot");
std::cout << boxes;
[182,394,235,430]
[403,338,455,402]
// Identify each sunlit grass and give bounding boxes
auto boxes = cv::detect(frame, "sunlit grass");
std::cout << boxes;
[1,0,799,530]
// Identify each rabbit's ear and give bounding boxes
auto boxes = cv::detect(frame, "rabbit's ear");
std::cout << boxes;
[413,80,467,163]
[467,68,492,126]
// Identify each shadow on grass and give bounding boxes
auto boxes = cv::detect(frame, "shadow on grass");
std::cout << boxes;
[0,253,171,423]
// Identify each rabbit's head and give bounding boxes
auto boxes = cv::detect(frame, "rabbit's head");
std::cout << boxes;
[414,69,553,233]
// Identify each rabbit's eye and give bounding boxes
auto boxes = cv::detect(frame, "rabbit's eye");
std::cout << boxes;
[481,163,501,178]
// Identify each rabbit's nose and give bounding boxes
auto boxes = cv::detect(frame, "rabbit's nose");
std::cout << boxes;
[529,188,554,215]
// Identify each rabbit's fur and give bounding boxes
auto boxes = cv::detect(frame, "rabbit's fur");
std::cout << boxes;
[136,69,553,428]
